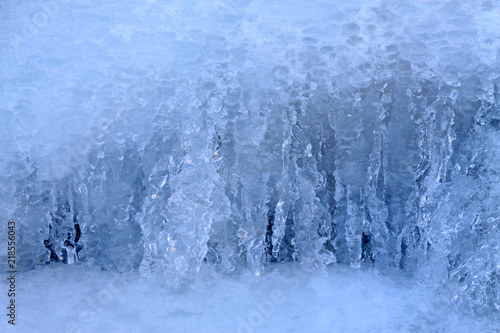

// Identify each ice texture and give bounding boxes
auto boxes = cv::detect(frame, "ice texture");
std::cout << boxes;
[0,0,499,314]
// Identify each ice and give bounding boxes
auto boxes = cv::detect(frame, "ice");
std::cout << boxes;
[0,0,500,326]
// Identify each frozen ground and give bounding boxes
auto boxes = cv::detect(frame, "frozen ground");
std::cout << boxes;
[1,264,499,333]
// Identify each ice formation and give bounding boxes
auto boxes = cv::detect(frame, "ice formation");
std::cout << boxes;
[0,0,499,315]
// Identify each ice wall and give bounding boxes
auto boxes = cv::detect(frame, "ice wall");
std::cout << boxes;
[0,0,499,313]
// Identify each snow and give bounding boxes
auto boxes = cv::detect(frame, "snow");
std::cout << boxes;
[1,263,499,333]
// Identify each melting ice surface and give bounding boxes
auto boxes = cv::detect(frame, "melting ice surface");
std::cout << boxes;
[0,0,500,331]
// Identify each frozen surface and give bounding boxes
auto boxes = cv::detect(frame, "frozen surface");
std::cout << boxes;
[1,0,500,324]
[1,263,499,333]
